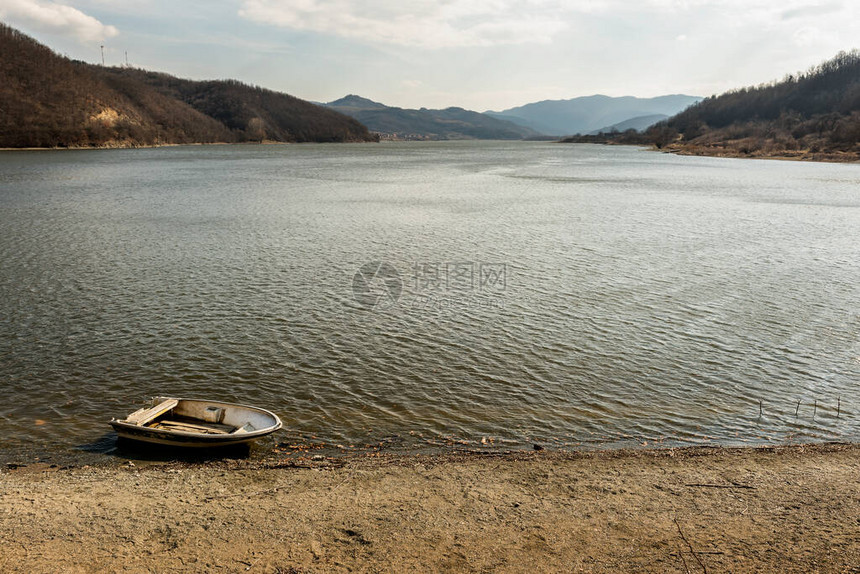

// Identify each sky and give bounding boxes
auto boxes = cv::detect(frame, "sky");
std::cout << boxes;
[1,0,857,111]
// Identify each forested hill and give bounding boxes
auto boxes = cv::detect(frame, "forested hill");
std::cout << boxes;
[0,24,377,148]
[658,50,860,159]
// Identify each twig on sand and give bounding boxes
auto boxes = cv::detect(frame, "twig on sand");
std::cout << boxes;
[676,546,692,574]
[205,486,280,501]
[331,468,360,492]
[235,558,255,570]
[675,517,708,574]
[684,482,754,489]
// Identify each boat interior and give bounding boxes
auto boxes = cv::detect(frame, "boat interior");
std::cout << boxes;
[122,398,267,435]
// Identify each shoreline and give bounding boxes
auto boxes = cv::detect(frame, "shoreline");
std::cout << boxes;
[4,430,854,470]
[3,442,858,572]
[0,138,384,152]
[556,139,860,163]
[4,140,859,163]
[663,143,860,163]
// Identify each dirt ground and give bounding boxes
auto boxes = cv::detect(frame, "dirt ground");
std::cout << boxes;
[1,443,858,573]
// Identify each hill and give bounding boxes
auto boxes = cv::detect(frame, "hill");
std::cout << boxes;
[327,95,389,110]
[589,114,668,135]
[0,24,376,148]
[324,95,540,140]
[654,50,860,160]
[486,94,701,136]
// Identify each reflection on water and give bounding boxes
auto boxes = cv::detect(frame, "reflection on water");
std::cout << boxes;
[0,141,858,461]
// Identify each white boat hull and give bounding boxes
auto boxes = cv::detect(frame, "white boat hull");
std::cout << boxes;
[110,397,282,448]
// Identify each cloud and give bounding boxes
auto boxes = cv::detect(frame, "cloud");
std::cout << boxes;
[238,0,568,48]
[236,0,857,50]
[792,26,823,47]
[0,0,118,43]
[781,1,844,20]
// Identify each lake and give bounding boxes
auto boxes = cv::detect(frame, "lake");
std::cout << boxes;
[0,141,858,461]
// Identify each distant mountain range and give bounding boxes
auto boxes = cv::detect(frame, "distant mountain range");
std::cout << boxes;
[589,114,669,135]
[0,24,376,148]
[486,95,702,136]
[14,19,848,159]
[323,95,541,140]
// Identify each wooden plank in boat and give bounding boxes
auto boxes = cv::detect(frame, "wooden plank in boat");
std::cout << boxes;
[170,418,236,433]
[155,420,230,434]
[126,399,179,426]
[231,423,256,435]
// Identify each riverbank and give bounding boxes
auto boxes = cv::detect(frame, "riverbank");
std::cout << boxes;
[664,142,860,163]
[2,443,857,573]
[556,138,860,162]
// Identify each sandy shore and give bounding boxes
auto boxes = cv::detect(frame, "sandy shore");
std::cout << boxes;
[1,443,858,573]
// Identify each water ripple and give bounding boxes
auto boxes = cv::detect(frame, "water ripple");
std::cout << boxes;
[0,142,858,459]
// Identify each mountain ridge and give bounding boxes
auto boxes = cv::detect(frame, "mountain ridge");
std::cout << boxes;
[0,23,377,148]
[589,114,669,135]
[323,96,541,140]
[487,94,702,136]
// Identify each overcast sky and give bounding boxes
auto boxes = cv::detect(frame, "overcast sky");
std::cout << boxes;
[1,0,857,110]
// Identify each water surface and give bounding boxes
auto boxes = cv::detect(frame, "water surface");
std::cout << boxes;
[0,142,858,461]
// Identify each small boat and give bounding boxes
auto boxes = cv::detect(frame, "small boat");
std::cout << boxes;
[110,397,282,447]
